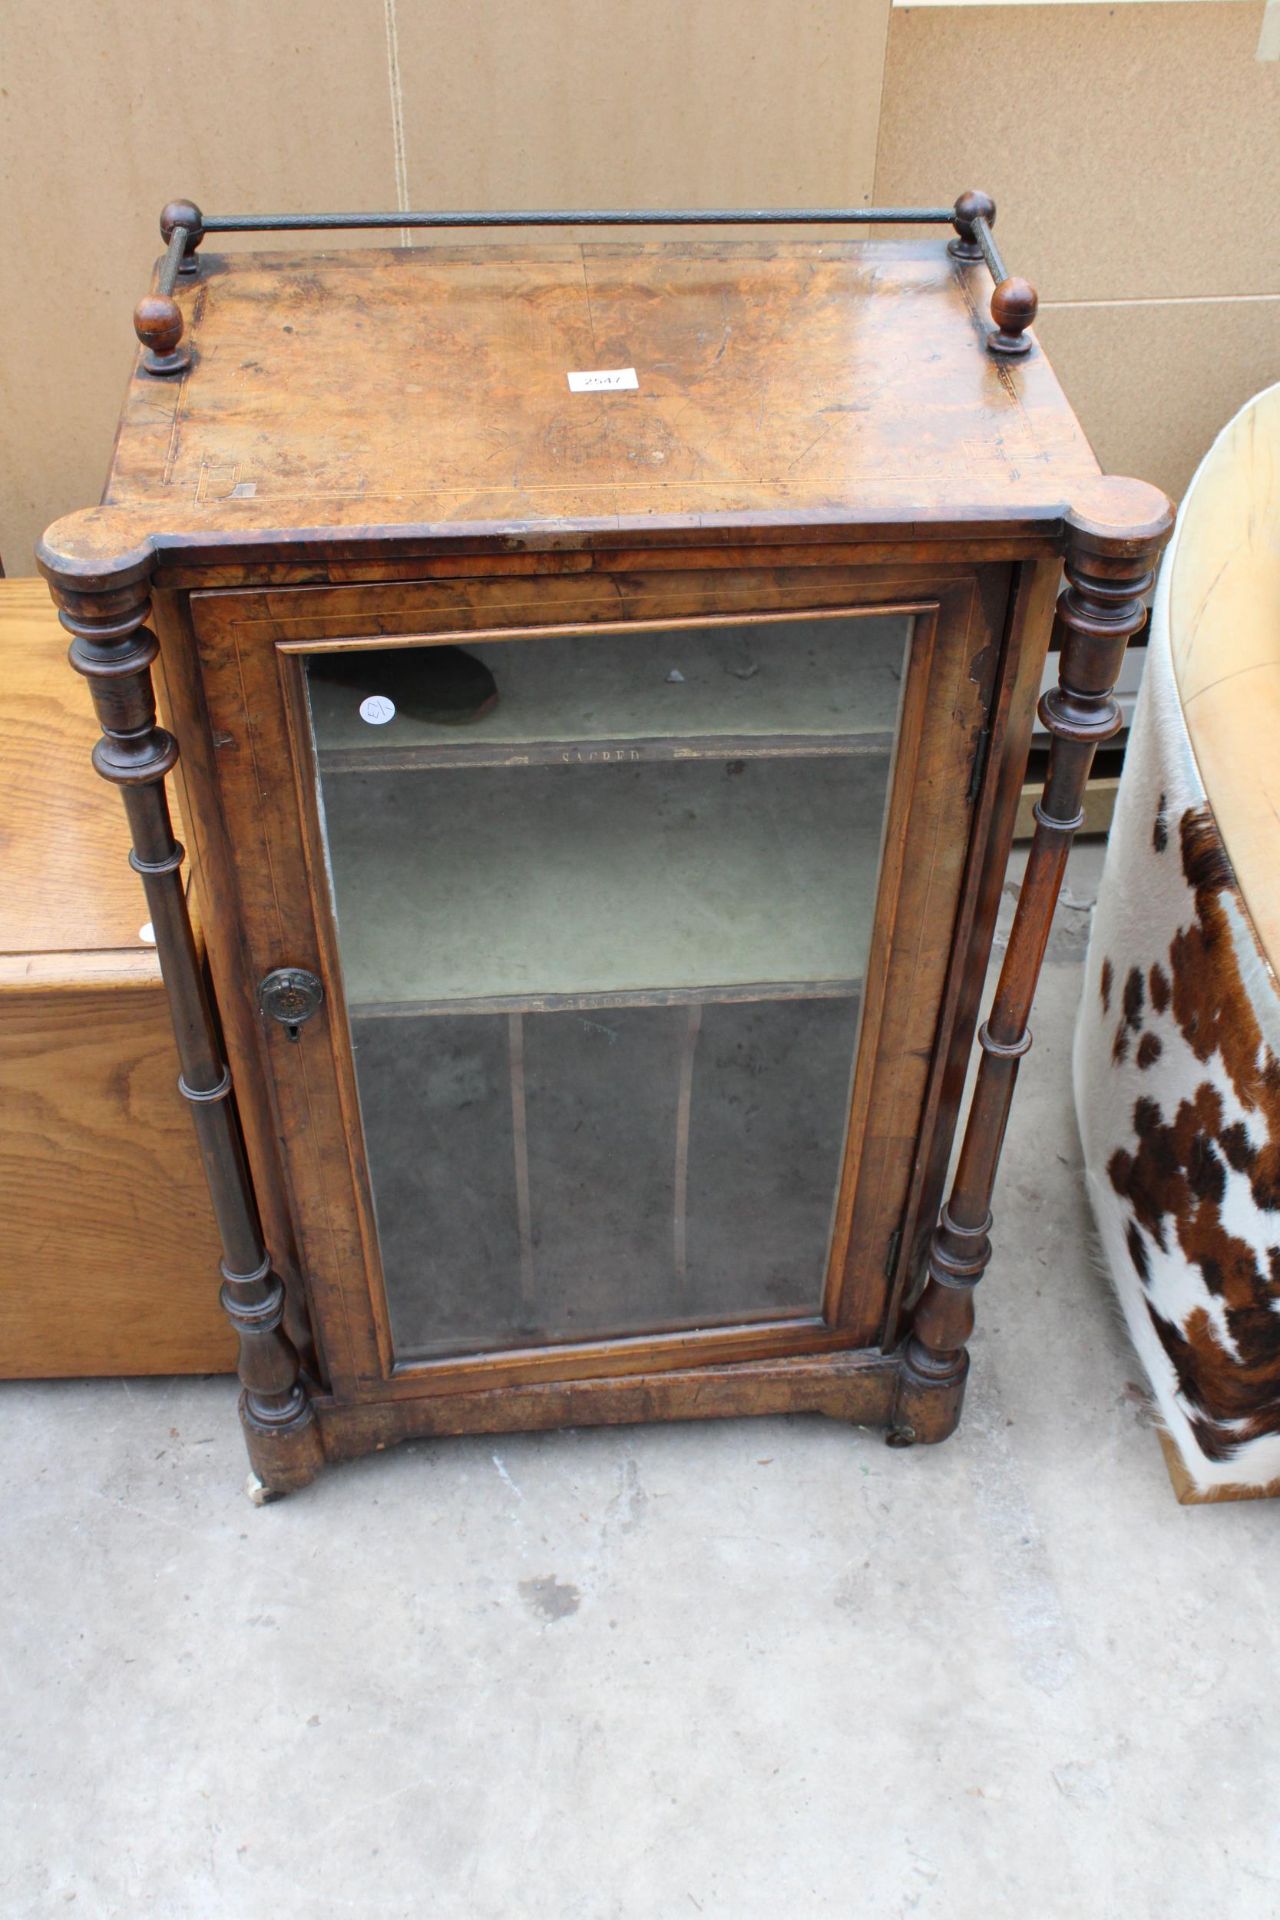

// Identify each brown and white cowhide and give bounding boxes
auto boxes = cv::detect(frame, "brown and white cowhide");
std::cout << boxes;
[1074,387,1280,1497]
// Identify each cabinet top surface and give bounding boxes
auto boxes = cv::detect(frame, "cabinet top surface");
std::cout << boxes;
[46,240,1106,577]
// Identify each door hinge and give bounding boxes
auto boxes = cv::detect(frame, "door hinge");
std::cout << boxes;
[884,1224,903,1281]
[966,720,993,803]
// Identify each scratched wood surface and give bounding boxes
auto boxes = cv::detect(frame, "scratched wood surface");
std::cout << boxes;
[42,240,1102,575]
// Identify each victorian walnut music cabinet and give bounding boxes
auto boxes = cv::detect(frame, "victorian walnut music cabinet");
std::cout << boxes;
[39,193,1172,1498]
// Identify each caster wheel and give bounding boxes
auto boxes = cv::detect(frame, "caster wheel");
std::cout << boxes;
[245,1471,284,1506]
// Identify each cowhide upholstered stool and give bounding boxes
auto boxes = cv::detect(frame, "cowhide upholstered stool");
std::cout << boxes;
[1075,383,1280,1501]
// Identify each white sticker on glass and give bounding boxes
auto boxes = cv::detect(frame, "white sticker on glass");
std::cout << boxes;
[359,695,396,725]
[567,367,639,393]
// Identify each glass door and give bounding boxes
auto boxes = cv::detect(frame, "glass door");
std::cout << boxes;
[302,610,912,1362]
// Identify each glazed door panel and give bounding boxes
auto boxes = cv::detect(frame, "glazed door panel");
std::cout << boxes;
[188,565,1003,1397]
[305,613,905,1360]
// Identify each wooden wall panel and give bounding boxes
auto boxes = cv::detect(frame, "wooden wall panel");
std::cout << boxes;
[1034,298,1279,504]
[0,0,892,572]
[875,2,1280,303]
[0,0,395,577]
[875,1,1280,501]
[394,0,890,222]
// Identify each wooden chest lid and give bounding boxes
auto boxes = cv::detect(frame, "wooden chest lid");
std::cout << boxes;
[42,238,1104,579]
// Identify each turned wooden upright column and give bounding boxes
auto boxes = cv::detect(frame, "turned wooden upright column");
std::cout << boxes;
[43,557,324,1496]
[893,478,1175,1443]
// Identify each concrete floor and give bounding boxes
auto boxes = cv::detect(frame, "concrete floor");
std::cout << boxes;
[4,850,1278,1919]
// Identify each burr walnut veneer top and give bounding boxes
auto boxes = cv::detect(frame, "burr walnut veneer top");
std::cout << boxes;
[41,239,1103,577]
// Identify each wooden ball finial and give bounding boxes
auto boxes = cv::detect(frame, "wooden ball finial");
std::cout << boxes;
[949,190,995,262]
[160,198,205,273]
[134,293,190,375]
[988,275,1038,356]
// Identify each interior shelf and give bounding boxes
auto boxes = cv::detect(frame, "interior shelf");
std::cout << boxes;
[322,753,891,1011]
[308,613,911,771]
[318,732,892,774]
[350,978,861,1018]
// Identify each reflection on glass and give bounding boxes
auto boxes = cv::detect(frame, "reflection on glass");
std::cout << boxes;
[307,613,910,1360]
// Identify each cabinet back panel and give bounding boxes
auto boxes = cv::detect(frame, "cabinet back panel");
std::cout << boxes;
[321,755,886,1010]
[353,999,858,1360]
[309,614,909,759]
